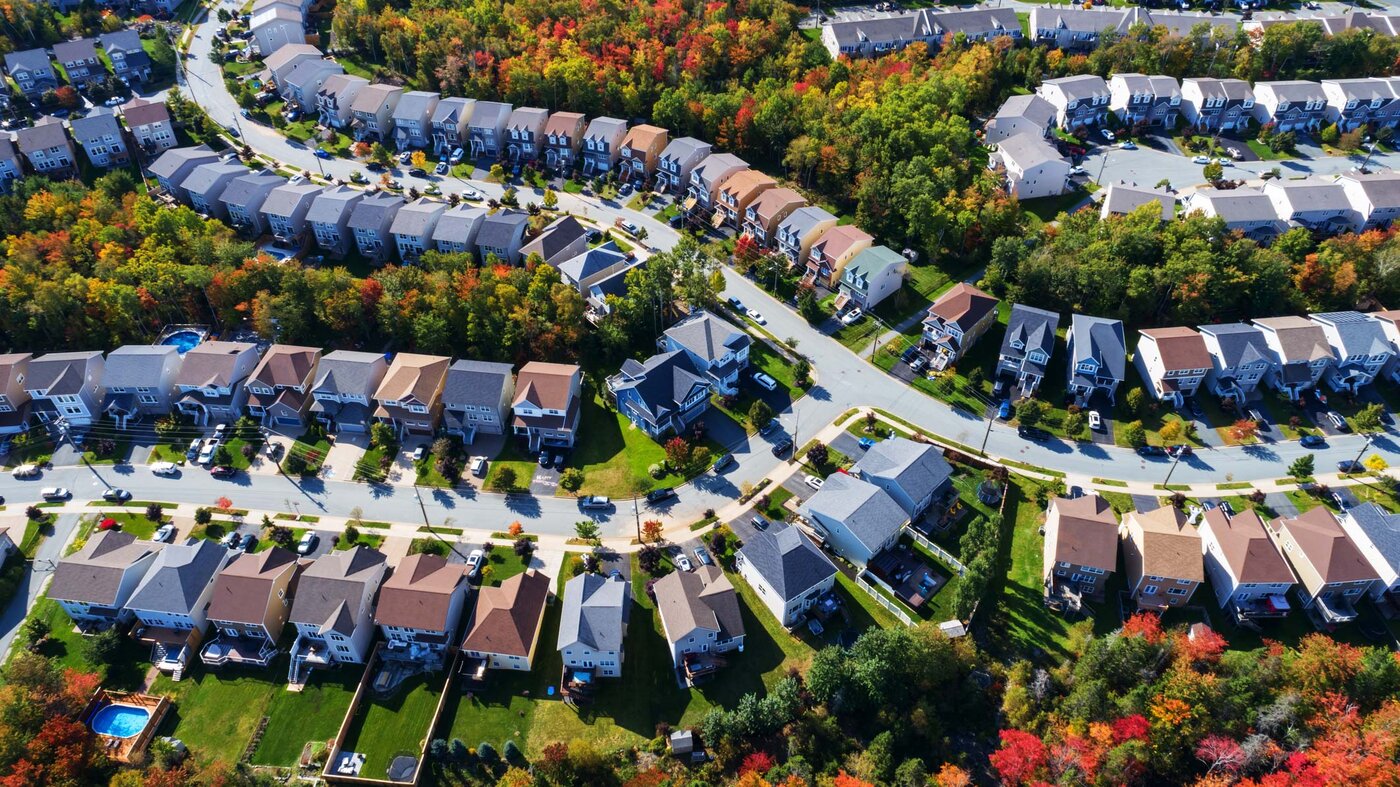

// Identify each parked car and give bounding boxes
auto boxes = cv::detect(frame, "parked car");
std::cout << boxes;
[1018,425,1052,442]
[408,167,428,178]
[1220,500,1235,516]
[804,474,824,491]
[1100,128,1116,142]
[840,308,864,326]
[41,487,70,501]
[186,437,202,459]
[434,161,449,175]
[998,400,1013,420]
[449,147,465,164]
[470,456,487,477]
[728,296,746,313]
[209,465,236,478]
[1119,140,1137,150]
[398,151,413,165]
[646,487,677,504]
[1248,409,1268,431]
[413,445,428,462]
[1332,491,1351,510]
[296,531,319,555]
[1300,434,1326,448]
[153,524,176,543]
[220,530,240,548]
[910,356,929,374]
[461,188,482,200]
[1088,410,1102,430]
[579,495,612,510]
[538,451,551,466]
[11,464,40,479]
[676,555,693,572]
[151,461,179,476]
[315,148,333,159]
[466,548,484,578]
[857,436,876,449]
[747,311,767,325]
[759,420,779,436]
[1338,460,1365,474]
[752,371,779,392]
[1192,155,1210,164]
[1167,444,1194,458]
[693,546,713,566]
[239,533,258,552]
[751,515,769,530]
[900,346,920,364]
[1137,445,1168,457]
[713,453,736,471]
[1328,412,1350,432]
[772,438,794,457]
[197,442,216,465]
[102,488,132,503]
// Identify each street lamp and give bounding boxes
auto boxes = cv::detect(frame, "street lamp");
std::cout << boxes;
[633,498,642,543]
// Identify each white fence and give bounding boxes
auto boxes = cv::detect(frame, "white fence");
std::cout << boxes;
[854,571,916,626]
[905,526,966,575]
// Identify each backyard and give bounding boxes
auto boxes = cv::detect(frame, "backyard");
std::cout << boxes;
[337,670,448,780]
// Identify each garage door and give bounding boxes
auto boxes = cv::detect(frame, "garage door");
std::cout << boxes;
[274,417,300,427]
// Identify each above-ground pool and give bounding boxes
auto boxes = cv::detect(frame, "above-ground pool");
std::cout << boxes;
[160,330,204,355]
[90,704,151,738]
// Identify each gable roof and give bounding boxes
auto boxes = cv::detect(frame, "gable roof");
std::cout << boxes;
[250,344,318,388]
[27,351,100,395]
[174,341,256,388]
[50,531,162,606]
[852,437,953,516]
[53,38,98,64]
[611,350,710,428]
[180,162,248,197]
[349,83,402,114]
[260,181,323,217]
[663,310,751,363]
[1101,182,1174,220]
[149,145,221,181]
[206,547,299,624]
[993,93,1057,126]
[1127,505,1203,582]
[391,90,440,121]
[102,345,178,389]
[288,546,387,635]
[127,539,228,615]
[374,554,466,631]
[4,48,51,74]
[1201,508,1294,585]
[1252,316,1334,363]
[778,205,838,240]
[1002,304,1059,370]
[520,214,586,264]
[17,117,71,154]
[432,204,487,244]
[476,210,528,250]
[542,110,585,137]
[653,565,744,643]
[70,108,123,143]
[927,283,998,332]
[1140,327,1212,372]
[218,172,284,207]
[738,524,837,601]
[1272,507,1378,584]
[1343,503,1400,578]
[1048,495,1119,572]
[1186,186,1280,224]
[1197,323,1275,369]
[389,197,447,237]
[582,116,627,143]
[557,572,631,653]
[620,123,667,153]
[996,131,1063,171]
[305,184,364,224]
[346,192,404,231]
[799,473,908,553]
[121,97,171,128]
[468,100,512,128]
[313,349,384,395]
[374,353,449,405]
[432,97,476,127]
[512,362,579,411]
[461,569,550,656]
[442,359,513,408]
[1069,314,1127,380]
[659,136,711,163]
[1311,311,1393,359]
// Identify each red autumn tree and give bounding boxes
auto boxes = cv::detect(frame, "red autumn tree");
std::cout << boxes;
[642,520,665,544]
[739,751,776,776]
[663,436,691,469]
[990,729,1049,786]
[1121,612,1165,644]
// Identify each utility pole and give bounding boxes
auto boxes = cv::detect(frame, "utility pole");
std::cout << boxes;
[1162,450,1184,488]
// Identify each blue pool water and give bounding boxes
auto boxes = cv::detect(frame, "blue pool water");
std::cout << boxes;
[90,704,150,738]
[160,330,203,355]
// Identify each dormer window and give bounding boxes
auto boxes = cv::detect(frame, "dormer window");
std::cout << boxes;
[1010,339,1025,350]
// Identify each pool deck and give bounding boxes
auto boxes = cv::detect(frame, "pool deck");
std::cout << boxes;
[83,690,172,763]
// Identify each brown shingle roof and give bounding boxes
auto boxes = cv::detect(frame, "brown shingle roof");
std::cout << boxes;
[717,169,777,202]
[374,554,466,631]
[250,344,320,389]
[811,225,873,260]
[1128,505,1204,582]
[1252,316,1334,363]
[621,124,667,153]
[543,111,586,138]
[461,569,550,657]
[926,283,999,332]
[374,353,450,406]
[748,187,807,227]
[1272,507,1378,584]
[206,547,299,625]
[512,362,579,411]
[1048,495,1118,572]
[1140,327,1212,371]
[1201,508,1294,585]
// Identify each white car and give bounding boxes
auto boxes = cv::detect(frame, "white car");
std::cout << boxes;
[41,487,70,501]
[748,311,766,325]
[465,548,485,578]
[151,461,179,476]
[1088,411,1102,431]
[1119,140,1137,150]
[470,456,487,477]
[1069,165,1087,175]
[752,371,779,392]
[296,531,319,555]
[197,442,216,465]
[804,474,825,491]
[461,188,482,201]
[840,308,863,326]
[676,555,694,572]
[11,464,39,479]
[153,524,176,543]
[1100,129,1116,142]
[1192,155,1211,165]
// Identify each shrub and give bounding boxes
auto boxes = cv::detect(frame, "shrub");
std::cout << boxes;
[491,466,518,492]
[194,507,212,525]
[145,503,164,522]
[560,468,585,492]
[344,525,360,544]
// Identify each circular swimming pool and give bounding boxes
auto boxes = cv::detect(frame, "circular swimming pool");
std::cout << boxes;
[90,704,151,739]
[160,330,204,355]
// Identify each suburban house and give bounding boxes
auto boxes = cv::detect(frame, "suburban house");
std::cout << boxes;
[432,204,487,254]
[281,59,344,111]
[460,569,551,671]
[1065,313,1127,405]
[805,224,873,286]
[125,539,233,677]
[16,117,78,179]
[218,172,284,236]
[608,350,711,439]
[181,162,250,221]
[581,116,628,176]
[660,310,752,396]
[819,7,1018,58]
[800,473,909,568]
[618,124,668,183]
[985,94,1057,144]
[1268,507,1378,625]
[656,136,712,194]
[998,304,1060,399]
[4,49,58,100]
[837,246,907,311]
[742,187,807,247]
[310,350,389,433]
[1043,494,1118,604]
[391,91,440,150]
[1035,74,1111,130]
[714,168,777,229]
[0,137,22,189]
[511,361,582,451]
[431,97,475,157]
[316,74,368,130]
[686,153,748,218]
[390,197,448,262]
[1370,311,1400,384]
[263,42,321,88]
[0,354,32,436]
[372,353,450,438]
[503,106,549,163]
[1263,178,1355,232]
[49,531,163,630]
[245,344,320,428]
[121,98,177,156]
[1133,327,1213,407]
[1252,315,1336,400]
[201,547,302,667]
[540,110,586,172]
[467,101,512,159]
[1120,505,1204,610]
[520,214,589,267]
[851,436,953,521]
[476,210,529,264]
[993,132,1069,200]
[1339,503,1400,602]
[775,206,838,267]
[54,38,103,89]
[922,282,1000,373]
[1182,186,1287,243]
[288,547,389,680]
[347,191,405,263]
[100,344,182,429]
[260,181,323,247]
[1322,77,1400,132]
[441,360,515,441]
[173,341,261,425]
[736,524,837,628]
[1197,323,1275,400]
[70,109,130,169]
[1108,73,1182,128]
[349,84,404,143]
[24,350,105,426]
[1251,80,1329,132]
[1199,508,1296,621]
[558,243,643,320]
[374,554,469,668]
[1338,172,1400,232]
[1100,182,1174,221]
[150,146,221,203]
[1310,311,1393,393]
[557,572,632,677]
[250,5,306,56]
[306,184,365,257]
[1181,78,1255,131]
[653,565,746,684]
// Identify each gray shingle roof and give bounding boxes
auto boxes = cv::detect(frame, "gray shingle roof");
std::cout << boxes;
[98,30,143,57]
[556,572,631,652]
[392,90,439,121]
[53,38,98,64]
[346,192,403,231]
[260,181,323,218]
[102,345,179,389]
[283,58,342,91]
[583,116,627,144]
[993,94,1057,126]
[738,523,837,601]
[663,310,751,364]
[148,145,220,181]
[432,97,474,126]
[218,172,284,208]
[659,136,711,165]
[1186,186,1280,224]
[180,162,249,198]
[313,350,385,396]
[69,108,123,144]
[1041,74,1109,102]
[520,214,586,265]
[996,131,1063,171]
[432,205,486,244]
[611,350,709,427]
[1312,311,1393,358]
[691,153,748,185]
[468,101,512,128]
[442,359,513,408]
[475,210,528,249]
[288,546,386,636]
[1069,313,1126,382]
[1002,304,1060,376]
[799,473,908,554]
[27,351,99,395]
[49,531,162,606]
[16,117,71,154]
[126,539,227,615]
[1187,77,1254,100]
[1101,182,1174,220]
[4,48,51,75]
[389,197,447,237]
[306,184,364,224]
[852,437,953,518]
[1344,502,1400,577]
[653,565,744,644]
[778,206,838,241]
[1197,323,1274,369]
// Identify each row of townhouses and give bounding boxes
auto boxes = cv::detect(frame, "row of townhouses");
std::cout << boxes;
[2,30,159,106]
[1045,493,1396,629]
[0,342,585,450]
[0,98,177,187]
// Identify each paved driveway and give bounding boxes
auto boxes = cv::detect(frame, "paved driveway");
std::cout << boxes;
[1131,494,1161,513]
[1265,493,1299,518]
[529,462,561,496]
[0,513,82,660]
[321,433,367,481]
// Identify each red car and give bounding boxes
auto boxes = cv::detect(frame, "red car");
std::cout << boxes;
[209,465,236,478]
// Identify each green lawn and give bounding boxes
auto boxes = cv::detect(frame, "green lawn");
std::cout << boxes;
[81,435,132,464]
[567,391,727,498]
[714,342,807,432]
[756,486,794,522]
[282,429,332,476]
[1021,190,1089,223]
[414,448,462,488]
[338,670,447,779]
[16,598,149,689]
[484,438,536,493]
[353,447,391,482]
[1244,139,1295,161]
[482,543,529,586]
[86,510,170,540]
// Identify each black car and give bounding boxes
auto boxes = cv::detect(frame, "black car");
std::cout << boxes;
[900,346,920,364]
[102,488,132,502]
[1167,444,1194,458]
[772,438,794,457]
[1187,399,1204,419]
[1300,434,1326,448]
[538,452,551,466]
[409,167,428,177]
[1338,460,1365,474]
[239,533,257,552]
[366,161,386,172]
[210,465,237,478]
[758,420,779,436]
[646,487,677,504]
[1137,445,1168,458]
[1018,425,1051,442]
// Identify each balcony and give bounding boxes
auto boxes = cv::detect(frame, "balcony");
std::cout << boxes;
[200,634,278,666]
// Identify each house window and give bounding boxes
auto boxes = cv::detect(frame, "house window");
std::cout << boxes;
[1143,585,1159,595]
[1167,587,1188,596]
